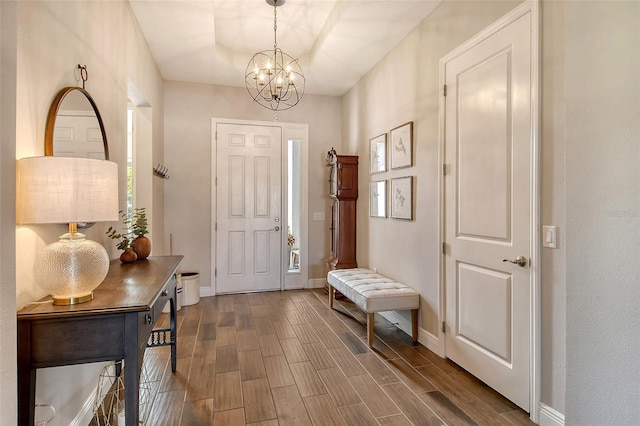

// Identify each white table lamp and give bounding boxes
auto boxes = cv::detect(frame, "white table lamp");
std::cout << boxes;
[17,156,118,305]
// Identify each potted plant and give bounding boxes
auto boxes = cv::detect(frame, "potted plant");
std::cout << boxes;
[287,230,295,249]
[105,224,137,263]
[129,207,151,260]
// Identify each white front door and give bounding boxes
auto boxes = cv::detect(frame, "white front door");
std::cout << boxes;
[216,123,282,294]
[443,10,533,411]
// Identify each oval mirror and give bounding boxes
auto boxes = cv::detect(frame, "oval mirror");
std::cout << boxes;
[45,87,110,228]
[44,87,109,160]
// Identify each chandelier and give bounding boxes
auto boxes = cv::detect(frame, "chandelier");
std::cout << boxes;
[245,0,305,111]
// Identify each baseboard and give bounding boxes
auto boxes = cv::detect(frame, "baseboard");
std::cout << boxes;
[307,278,326,289]
[538,403,565,426]
[199,279,324,296]
[70,364,116,426]
[419,328,443,356]
[377,311,441,355]
[70,392,95,426]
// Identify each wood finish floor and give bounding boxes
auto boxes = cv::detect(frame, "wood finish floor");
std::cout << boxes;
[143,289,534,425]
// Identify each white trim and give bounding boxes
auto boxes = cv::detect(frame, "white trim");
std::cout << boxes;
[436,10,447,361]
[538,403,565,426]
[210,118,309,296]
[283,124,309,291]
[307,278,326,289]
[438,0,540,420]
[378,311,443,356]
[199,285,212,298]
[70,391,96,426]
[529,1,542,423]
[70,363,116,426]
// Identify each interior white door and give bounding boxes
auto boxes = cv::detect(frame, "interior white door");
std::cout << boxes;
[53,113,105,159]
[216,123,282,294]
[443,12,532,411]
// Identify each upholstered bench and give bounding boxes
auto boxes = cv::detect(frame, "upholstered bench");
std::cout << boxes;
[327,268,419,346]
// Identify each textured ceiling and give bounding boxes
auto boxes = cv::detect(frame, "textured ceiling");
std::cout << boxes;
[129,0,442,96]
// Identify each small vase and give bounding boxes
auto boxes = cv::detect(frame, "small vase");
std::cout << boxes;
[120,248,137,263]
[132,236,151,260]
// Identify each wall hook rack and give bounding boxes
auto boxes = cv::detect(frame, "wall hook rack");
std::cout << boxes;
[153,164,170,179]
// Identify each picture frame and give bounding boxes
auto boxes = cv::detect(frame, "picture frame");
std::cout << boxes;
[369,133,387,173]
[390,121,413,169]
[369,180,387,218]
[391,176,413,220]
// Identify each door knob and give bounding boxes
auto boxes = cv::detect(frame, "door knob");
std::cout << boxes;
[502,256,527,267]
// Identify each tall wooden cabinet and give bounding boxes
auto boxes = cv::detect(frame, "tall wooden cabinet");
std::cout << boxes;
[327,155,358,270]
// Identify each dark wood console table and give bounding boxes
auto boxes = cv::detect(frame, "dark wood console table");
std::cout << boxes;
[17,255,183,426]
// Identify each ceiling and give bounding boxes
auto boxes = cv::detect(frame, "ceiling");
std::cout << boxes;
[129,0,442,97]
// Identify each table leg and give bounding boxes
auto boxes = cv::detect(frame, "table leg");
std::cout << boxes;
[367,313,375,346]
[17,322,36,426]
[329,285,335,308]
[17,368,36,426]
[124,314,140,426]
[170,290,177,373]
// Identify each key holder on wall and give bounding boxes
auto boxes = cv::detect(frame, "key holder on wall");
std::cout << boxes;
[153,164,170,179]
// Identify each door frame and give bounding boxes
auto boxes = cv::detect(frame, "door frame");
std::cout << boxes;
[210,118,309,296]
[437,1,540,421]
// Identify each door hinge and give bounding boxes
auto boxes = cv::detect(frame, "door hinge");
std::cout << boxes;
[442,164,446,176]
[443,84,447,97]
[215,222,217,231]
[442,242,446,254]
[442,321,446,333]
[215,268,217,278]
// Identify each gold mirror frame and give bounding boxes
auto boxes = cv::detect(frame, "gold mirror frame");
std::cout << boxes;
[44,86,110,160]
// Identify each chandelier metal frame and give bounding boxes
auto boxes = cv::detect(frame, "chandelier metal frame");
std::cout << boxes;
[245,0,305,111]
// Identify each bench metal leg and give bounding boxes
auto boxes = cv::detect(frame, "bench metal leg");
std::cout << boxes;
[328,285,335,308]
[411,309,419,343]
[367,313,375,346]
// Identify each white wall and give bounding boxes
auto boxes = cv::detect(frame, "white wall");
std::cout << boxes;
[163,81,342,291]
[540,0,567,414]
[564,2,640,423]
[0,1,17,424]
[13,1,164,424]
[343,0,640,420]
[342,0,523,356]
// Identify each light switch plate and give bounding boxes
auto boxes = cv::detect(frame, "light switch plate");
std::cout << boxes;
[543,225,557,248]
[313,212,325,221]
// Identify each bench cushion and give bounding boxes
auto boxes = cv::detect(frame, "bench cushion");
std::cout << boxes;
[327,268,419,313]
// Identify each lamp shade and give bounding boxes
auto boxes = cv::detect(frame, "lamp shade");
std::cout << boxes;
[17,156,118,224]
[17,156,119,305]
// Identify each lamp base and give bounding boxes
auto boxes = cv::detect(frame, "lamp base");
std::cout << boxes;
[34,230,109,306]
[52,292,94,306]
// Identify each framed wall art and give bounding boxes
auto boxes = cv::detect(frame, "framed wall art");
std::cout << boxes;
[390,121,413,169]
[369,180,387,218]
[391,176,413,220]
[369,133,387,173]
